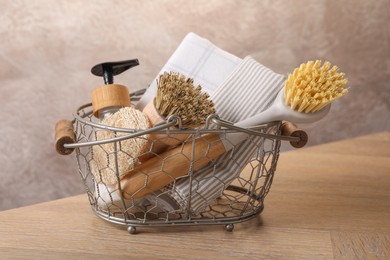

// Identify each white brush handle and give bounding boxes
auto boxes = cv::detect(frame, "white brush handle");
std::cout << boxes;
[237,88,331,127]
[222,88,331,150]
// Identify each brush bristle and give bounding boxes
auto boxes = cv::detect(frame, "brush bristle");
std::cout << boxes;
[284,60,348,113]
[155,72,216,128]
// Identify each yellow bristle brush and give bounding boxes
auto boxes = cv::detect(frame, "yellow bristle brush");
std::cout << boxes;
[237,60,348,126]
[285,60,348,112]
[120,60,348,199]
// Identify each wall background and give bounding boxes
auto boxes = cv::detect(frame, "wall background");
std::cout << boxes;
[1,0,389,211]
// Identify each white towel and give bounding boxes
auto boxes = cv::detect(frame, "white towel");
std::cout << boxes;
[171,56,286,214]
[136,32,241,110]
[212,56,286,122]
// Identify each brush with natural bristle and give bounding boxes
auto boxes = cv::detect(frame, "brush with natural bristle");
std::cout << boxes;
[154,72,216,128]
[284,60,348,113]
[138,72,216,158]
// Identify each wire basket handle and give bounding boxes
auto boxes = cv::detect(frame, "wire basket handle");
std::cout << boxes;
[54,116,308,156]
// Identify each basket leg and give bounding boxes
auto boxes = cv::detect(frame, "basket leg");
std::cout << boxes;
[225,224,234,232]
[127,226,137,234]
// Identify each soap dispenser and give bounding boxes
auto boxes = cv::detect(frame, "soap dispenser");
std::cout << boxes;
[90,59,151,186]
[91,59,139,119]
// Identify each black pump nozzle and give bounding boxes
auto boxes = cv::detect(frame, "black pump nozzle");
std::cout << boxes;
[91,59,139,85]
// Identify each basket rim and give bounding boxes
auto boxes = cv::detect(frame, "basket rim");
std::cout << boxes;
[63,89,299,149]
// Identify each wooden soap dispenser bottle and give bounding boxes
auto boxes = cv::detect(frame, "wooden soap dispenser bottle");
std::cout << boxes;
[90,59,152,186]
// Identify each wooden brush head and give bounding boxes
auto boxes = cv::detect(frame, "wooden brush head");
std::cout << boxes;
[284,60,348,113]
[154,72,216,129]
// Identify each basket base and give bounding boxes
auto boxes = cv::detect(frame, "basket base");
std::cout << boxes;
[91,201,264,234]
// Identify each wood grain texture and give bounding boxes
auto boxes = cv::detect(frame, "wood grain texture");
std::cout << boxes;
[0,196,334,259]
[0,132,389,259]
[331,231,390,259]
[91,84,130,118]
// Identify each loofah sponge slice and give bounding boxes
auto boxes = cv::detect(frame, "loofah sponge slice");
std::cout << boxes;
[91,107,151,186]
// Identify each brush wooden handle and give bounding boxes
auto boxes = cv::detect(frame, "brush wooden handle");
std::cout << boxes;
[143,99,165,126]
[281,121,308,148]
[55,120,76,155]
[120,133,226,199]
[142,99,190,154]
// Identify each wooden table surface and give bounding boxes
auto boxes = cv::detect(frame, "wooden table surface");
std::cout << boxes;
[1,132,389,259]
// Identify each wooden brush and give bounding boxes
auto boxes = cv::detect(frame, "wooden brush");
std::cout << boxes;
[142,72,216,152]
[156,72,215,128]
[119,60,348,199]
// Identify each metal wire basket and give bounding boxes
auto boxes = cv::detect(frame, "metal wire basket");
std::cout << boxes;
[58,89,304,234]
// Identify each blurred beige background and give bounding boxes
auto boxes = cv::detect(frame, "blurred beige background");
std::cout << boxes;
[1,0,389,211]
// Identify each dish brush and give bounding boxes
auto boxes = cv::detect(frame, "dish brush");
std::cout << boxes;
[142,71,216,152]
[237,60,348,127]
[119,60,348,199]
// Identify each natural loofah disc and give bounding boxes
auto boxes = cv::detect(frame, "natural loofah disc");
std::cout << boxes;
[91,107,151,186]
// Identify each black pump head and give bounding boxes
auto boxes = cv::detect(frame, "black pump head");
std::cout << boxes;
[91,59,139,84]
